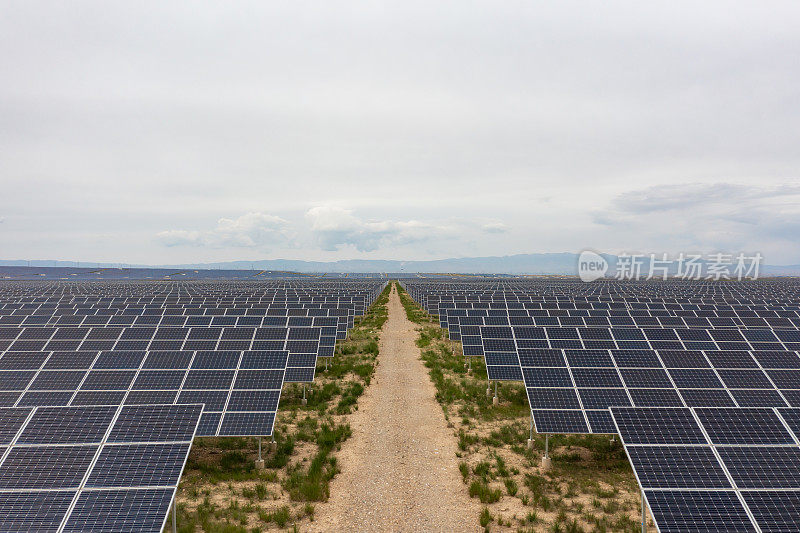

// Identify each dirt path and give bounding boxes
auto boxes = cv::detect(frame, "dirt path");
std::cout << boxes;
[310,284,480,532]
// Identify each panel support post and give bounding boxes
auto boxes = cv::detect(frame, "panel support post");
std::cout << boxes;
[492,381,499,406]
[255,436,265,469]
[302,385,307,406]
[526,414,534,450]
[486,380,492,397]
[541,434,551,471]
[641,488,646,532]
[172,497,177,533]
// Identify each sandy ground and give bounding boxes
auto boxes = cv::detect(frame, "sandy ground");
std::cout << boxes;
[310,285,481,532]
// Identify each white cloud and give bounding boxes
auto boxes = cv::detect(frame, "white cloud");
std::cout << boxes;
[305,205,452,252]
[156,229,203,247]
[156,212,291,248]
[482,221,509,233]
[590,182,800,262]
[610,183,800,214]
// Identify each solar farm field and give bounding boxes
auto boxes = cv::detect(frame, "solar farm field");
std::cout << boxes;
[401,277,800,532]
[2,275,800,531]
[0,278,387,532]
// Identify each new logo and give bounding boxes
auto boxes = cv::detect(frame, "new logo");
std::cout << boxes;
[578,250,608,282]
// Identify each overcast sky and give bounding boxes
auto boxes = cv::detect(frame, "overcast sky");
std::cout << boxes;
[1,1,799,265]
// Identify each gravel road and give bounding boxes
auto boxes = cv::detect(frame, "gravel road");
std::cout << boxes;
[309,284,480,532]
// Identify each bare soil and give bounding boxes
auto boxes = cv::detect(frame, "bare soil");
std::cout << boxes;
[310,285,481,532]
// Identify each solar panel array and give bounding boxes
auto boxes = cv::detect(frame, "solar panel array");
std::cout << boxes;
[0,280,385,436]
[0,266,398,281]
[404,278,800,532]
[0,278,386,532]
[0,403,202,532]
[486,325,800,434]
[611,406,800,532]
[401,279,800,434]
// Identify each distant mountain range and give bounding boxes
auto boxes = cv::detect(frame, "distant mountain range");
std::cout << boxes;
[2,253,799,276]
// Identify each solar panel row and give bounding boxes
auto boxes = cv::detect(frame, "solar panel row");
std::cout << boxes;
[403,278,800,532]
[0,279,387,532]
[402,279,800,434]
[611,406,800,532]
[0,403,202,533]
[0,280,386,437]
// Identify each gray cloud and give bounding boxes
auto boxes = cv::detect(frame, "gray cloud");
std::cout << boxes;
[592,182,800,263]
[156,212,291,249]
[612,183,800,214]
[482,222,509,234]
[305,206,454,252]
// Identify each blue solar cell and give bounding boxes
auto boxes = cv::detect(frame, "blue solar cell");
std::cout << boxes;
[63,488,175,533]
[0,445,98,489]
[80,370,136,390]
[486,365,523,381]
[0,351,49,370]
[521,367,572,387]
[667,369,723,389]
[578,388,631,409]
[695,407,794,445]
[620,368,672,388]
[611,350,661,367]
[226,390,280,411]
[611,407,706,445]
[17,406,117,445]
[679,389,736,407]
[0,371,35,391]
[628,388,684,407]
[233,370,284,390]
[28,370,86,391]
[644,490,755,533]
[177,390,229,411]
[0,490,76,533]
[72,390,127,406]
[729,389,788,408]
[196,412,222,436]
[87,443,191,487]
[526,388,581,409]
[219,411,276,436]
[571,368,623,388]
[18,391,73,407]
[108,404,201,443]
[0,407,34,444]
[132,370,185,390]
[742,491,800,532]
[565,349,614,367]
[718,447,800,489]
[716,369,773,389]
[627,446,730,489]
[532,410,588,433]
[517,349,565,367]
[585,410,617,433]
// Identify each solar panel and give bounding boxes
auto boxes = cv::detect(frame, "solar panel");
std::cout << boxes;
[611,406,800,533]
[644,490,755,533]
[0,281,385,421]
[742,491,800,532]
[0,339,291,436]
[0,403,201,533]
